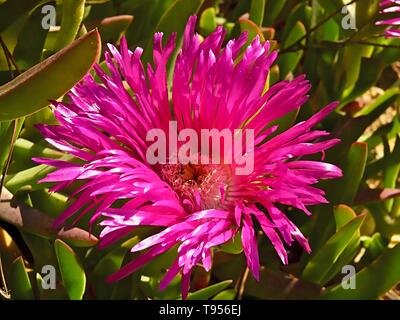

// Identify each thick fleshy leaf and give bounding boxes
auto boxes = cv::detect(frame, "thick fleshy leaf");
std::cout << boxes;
[0,119,24,174]
[334,205,357,231]
[250,0,266,26]
[86,15,134,43]
[20,231,55,271]
[212,289,237,300]
[54,239,86,300]
[0,0,41,34]
[264,0,287,25]
[13,4,49,70]
[322,233,360,286]
[53,0,86,51]
[383,136,400,212]
[5,154,73,193]
[92,238,139,299]
[331,92,397,164]
[278,21,306,78]
[184,280,232,300]
[281,2,312,42]
[342,45,364,98]
[85,0,110,3]
[239,16,265,45]
[110,253,142,300]
[339,58,386,107]
[8,256,34,300]
[321,244,400,299]
[354,87,399,117]
[302,215,365,285]
[12,138,63,162]
[123,0,175,45]
[0,29,101,120]
[199,7,217,36]
[317,0,346,15]
[29,189,68,219]
[362,233,389,262]
[143,0,204,63]
[5,164,56,193]
[331,142,368,205]
[0,188,98,247]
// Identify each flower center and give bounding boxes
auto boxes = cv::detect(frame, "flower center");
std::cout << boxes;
[161,163,232,212]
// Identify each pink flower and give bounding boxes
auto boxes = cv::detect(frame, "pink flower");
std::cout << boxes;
[35,16,342,298]
[376,0,400,37]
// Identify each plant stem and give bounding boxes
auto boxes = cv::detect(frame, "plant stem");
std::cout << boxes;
[237,267,250,300]
[0,253,10,300]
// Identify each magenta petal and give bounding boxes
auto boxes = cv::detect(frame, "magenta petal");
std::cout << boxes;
[181,271,191,300]
[160,259,181,291]
[107,242,175,282]
[241,215,260,281]
[252,209,288,264]
[34,15,343,299]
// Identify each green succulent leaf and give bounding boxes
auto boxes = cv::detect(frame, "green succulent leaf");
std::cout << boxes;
[321,244,400,299]
[0,0,41,34]
[212,289,237,300]
[250,0,266,27]
[91,238,139,299]
[5,164,58,193]
[282,2,312,41]
[54,239,86,300]
[0,119,24,174]
[239,16,265,45]
[341,45,364,98]
[8,256,34,300]
[362,233,389,262]
[0,188,98,247]
[278,21,306,78]
[53,0,86,51]
[334,204,357,231]
[86,15,134,43]
[0,29,101,121]
[354,87,399,117]
[264,0,287,26]
[383,136,400,212]
[199,7,217,37]
[302,214,365,285]
[331,142,368,205]
[13,4,48,70]
[185,280,232,300]
[143,0,204,64]
[12,138,63,162]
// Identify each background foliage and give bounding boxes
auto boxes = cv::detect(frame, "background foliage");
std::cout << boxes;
[1,0,400,300]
